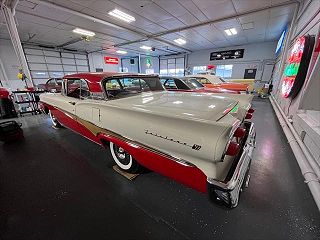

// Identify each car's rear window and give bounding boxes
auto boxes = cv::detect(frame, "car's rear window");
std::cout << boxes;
[104,77,164,99]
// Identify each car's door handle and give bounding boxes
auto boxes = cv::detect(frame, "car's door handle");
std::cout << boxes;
[68,101,76,105]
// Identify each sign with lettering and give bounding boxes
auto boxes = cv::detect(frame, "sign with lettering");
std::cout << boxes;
[104,56,119,64]
[210,49,244,60]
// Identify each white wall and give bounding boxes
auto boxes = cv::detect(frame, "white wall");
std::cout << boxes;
[271,0,320,164]
[88,52,120,72]
[187,41,277,80]
[0,39,26,90]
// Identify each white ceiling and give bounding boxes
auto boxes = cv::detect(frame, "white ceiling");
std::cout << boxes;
[0,0,296,56]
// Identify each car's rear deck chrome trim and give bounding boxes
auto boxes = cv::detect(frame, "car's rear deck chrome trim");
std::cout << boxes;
[207,122,256,208]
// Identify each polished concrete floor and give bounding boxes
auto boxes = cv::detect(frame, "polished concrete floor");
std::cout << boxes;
[0,98,319,240]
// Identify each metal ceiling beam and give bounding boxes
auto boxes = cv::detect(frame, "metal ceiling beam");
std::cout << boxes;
[57,37,83,47]
[31,0,192,53]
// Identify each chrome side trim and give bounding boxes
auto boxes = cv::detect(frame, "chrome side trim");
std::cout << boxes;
[51,106,197,168]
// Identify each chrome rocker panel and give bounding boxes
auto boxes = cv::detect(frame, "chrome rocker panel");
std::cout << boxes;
[207,121,256,208]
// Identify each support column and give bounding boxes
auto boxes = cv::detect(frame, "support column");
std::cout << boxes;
[1,0,34,87]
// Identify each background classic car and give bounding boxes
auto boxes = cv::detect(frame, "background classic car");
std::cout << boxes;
[40,72,255,208]
[186,74,250,92]
[160,76,240,94]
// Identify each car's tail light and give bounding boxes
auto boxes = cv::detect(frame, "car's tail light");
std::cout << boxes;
[233,127,246,138]
[226,142,240,156]
[245,113,253,119]
[248,108,255,113]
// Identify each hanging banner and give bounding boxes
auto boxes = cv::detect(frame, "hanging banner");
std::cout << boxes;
[210,49,244,60]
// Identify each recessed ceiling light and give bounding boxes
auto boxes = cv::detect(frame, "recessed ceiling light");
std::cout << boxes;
[224,28,237,36]
[72,28,95,37]
[230,28,237,35]
[116,50,127,54]
[108,9,136,23]
[224,29,232,36]
[140,45,152,50]
[174,38,186,45]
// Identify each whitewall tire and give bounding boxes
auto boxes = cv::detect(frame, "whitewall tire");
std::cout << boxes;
[109,142,142,173]
[49,110,62,128]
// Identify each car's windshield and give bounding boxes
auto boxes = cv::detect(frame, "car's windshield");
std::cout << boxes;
[182,78,204,89]
[104,76,164,100]
[185,77,212,85]
[56,78,63,85]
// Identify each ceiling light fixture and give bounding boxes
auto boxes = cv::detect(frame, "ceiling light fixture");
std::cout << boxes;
[174,38,186,45]
[108,9,136,23]
[224,28,237,36]
[116,50,127,54]
[230,28,237,35]
[224,29,232,36]
[72,28,95,37]
[140,45,152,50]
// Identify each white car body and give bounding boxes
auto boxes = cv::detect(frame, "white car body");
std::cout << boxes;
[40,73,256,207]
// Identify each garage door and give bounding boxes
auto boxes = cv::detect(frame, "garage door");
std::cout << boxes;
[24,47,89,86]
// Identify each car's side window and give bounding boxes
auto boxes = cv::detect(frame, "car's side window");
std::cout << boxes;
[164,79,177,89]
[66,79,90,99]
[196,77,211,84]
[104,77,162,99]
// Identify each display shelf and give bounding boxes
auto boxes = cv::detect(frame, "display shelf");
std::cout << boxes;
[12,90,43,116]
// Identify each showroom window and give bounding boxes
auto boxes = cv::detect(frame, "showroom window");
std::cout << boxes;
[24,47,89,86]
[216,65,233,78]
[192,66,207,74]
[160,57,184,77]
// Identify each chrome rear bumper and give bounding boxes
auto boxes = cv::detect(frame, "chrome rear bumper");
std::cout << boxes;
[207,121,256,208]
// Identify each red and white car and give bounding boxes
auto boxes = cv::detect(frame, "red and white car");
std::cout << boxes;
[40,72,256,208]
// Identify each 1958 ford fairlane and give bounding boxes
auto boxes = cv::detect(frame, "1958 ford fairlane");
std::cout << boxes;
[40,72,256,208]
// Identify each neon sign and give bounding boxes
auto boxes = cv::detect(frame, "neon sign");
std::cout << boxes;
[281,35,315,98]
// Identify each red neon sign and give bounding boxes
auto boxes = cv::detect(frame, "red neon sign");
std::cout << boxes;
[104,56,119,65]
[281,36,305,98]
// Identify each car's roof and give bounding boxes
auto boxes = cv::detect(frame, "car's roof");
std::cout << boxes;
[64,72,158,82]
[63,72,158,92]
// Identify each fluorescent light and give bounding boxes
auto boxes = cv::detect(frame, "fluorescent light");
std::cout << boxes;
[230,28,237,35]
[224,29,232,36]
[108,9,135,23]
[174,38,186,45]
[116,50,127,54]
[72,28,95,37]
[140,45,152,50]
[224,28,237,36]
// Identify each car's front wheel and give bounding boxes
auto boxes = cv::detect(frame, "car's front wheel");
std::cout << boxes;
[109,142,142,173]
[49,110,62,128]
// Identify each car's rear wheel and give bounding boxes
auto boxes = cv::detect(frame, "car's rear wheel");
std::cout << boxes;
[109,142,142,173]
[49,110,62,128]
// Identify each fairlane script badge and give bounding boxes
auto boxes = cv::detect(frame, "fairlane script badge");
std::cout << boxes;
[145,129,202,151]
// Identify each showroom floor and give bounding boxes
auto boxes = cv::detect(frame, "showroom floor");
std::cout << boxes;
[0,98,319,240]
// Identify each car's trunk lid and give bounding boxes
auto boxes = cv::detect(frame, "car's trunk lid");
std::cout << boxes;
[106,91,238,122]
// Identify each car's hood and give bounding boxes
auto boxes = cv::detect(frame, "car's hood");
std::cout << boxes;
[104,91,238,122]
[199,87,238,94]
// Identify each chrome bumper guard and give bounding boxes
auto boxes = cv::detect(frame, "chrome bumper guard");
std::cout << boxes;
[207,122,256,208]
